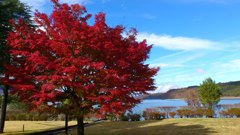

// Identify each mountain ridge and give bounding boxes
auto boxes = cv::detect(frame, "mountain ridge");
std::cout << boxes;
[144,80,240,99]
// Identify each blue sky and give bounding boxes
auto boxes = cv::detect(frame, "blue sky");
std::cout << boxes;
[20,0,240,93]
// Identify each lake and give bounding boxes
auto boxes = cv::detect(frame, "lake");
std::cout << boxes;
[132,98,240,114]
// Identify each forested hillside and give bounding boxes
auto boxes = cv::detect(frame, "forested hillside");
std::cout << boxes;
[144,81,240,99]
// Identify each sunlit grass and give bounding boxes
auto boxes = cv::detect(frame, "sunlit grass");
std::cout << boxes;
[2,121,77,135]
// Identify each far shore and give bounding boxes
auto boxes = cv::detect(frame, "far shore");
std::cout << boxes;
[145,96,240,100]
[221,96,240,99]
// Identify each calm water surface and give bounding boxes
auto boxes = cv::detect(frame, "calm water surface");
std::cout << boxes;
[132,98,240,114]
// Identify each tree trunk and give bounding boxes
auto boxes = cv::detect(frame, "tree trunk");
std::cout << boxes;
[208,103,213,118]
[0,85,9,133]
[77,115,84,135]
[65,113,68,135]
[208,103,213,110]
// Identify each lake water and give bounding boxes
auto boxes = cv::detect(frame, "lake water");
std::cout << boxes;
[132,98,240,114]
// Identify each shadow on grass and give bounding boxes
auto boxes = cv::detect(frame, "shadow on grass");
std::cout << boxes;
[138,123,216,135]
[34,122,60,127]
[85,120,218,135]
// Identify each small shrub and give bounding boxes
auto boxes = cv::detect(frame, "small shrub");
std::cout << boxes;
[159,112,166,119]
[227,108,240,118]
[105,114,117,121]
[177,109,185,118]
[204,109,214,118]
[193,108,205,118]
[177,109,195,118]
[142,111,148,120]
[147,112,165,120]
[152,112,161,120]
[120,114,129,121]
[169,112,176,118]
[7,114,16,121]
[184,109,193,118]
[16,113,27,121]
[39,114,49,121]
[25,114,30,120]
[219,110,229,118]
[129,113,141,121]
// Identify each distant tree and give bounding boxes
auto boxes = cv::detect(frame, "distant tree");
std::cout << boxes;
[198,78,221,110]
[159,106,176,118]
[0,0,31,133]
[184,89,200,109]
[6,0,159,135]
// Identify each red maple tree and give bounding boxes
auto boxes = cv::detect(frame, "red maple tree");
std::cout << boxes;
[5,0,159,134]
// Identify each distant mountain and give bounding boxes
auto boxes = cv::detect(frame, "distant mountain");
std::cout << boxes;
[144,81,240,99]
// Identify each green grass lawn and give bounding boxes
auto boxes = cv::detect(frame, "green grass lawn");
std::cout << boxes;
[58,118,240,135]
[2,121,77,135]
[3,119,240,135]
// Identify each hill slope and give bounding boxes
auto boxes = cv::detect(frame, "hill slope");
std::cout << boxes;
[145,81,240,99]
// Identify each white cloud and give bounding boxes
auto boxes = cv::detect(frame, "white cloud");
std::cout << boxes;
[149,63,183,68]
[148,50,206,69]
[220,59,240,69]
[175,0,239,4]
[137,33,218,51]
[196,68,207,74]
[60,0,91,5]
[148,84,179,93]
[231,59,240,64]
[149,63,168,67]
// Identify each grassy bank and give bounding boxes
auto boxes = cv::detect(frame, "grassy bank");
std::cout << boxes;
[2,121,77,135]
[59,118,240,135]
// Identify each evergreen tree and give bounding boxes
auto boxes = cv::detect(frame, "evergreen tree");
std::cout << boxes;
[0,0,31,133]
[198,78,221,110]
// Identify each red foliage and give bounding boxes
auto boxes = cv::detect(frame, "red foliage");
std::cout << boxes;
[6,1,158,116]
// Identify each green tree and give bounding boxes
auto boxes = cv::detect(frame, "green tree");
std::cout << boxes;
[198,78,221,110]
[0,0,31,133]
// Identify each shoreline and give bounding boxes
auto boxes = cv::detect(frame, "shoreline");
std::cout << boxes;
[144,96,240,100]
[221,96,240,99]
